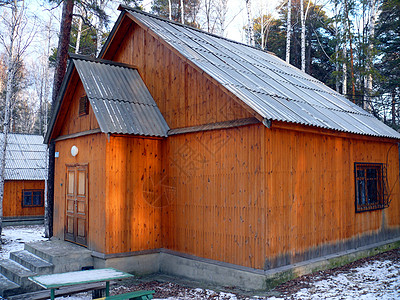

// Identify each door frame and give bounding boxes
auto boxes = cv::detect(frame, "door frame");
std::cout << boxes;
[64,163,89,247]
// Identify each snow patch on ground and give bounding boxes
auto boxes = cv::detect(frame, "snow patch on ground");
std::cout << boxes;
[38,258,400,299]
[0,225,47,259]
[291,260,400,300]
[1,225,399,299]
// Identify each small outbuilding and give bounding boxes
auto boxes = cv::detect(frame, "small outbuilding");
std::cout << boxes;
[3,133,47,225]
[45,6,400,289]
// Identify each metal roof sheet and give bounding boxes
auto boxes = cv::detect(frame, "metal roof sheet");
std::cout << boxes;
[73,58,169,137]
[0,134,47,181]
[124,8,400,139]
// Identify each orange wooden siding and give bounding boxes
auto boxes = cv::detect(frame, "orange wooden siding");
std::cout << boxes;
[105,135,163,254]
[105,21,254,129]
[161,123,400,269]
[53,133,107,253]
[53,71,100,139]
[3,180,45,217]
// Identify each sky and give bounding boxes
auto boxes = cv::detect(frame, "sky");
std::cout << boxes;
[137,0,281,43]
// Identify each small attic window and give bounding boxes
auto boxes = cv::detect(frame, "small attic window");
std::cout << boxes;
[79,96,89,116]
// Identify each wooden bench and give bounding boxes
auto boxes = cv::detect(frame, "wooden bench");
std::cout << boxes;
[95,290,155,300]
[29,268,134,300]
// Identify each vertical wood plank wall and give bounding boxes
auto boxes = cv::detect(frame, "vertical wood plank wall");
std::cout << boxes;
[105,22,253,129]
[53,72,100,138]
[3,180,45,217]
[54,134,107,253]
[161,124,400,270]
[105,135,162,254]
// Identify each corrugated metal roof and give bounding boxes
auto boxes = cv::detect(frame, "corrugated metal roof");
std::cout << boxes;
[123,8,400,139]
[73,58,169,137]
[0,134,47,181]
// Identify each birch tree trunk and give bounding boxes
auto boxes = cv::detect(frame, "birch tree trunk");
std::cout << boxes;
[217,0,228,36]
[392,91,396,126]
[246,0,255,46]
[75,16,82,54]
[43,19,52,239]
[365,0,377,110]
[286,0,292,63]
[300,0,305,71]
[334,3,339,92]
[168,0,172,20]
[0,0,19,238]
[343,34,347,96]
[181,0,184,24]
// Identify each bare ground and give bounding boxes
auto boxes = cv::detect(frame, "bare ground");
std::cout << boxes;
[109,247,400,299]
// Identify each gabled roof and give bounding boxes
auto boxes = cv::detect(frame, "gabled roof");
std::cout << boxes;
[1,133,47,180]
[114,6,400,139]
[45,56,169,143]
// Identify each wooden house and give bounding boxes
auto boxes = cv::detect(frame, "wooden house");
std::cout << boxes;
[3,134,47,224]
[44,6,400,289]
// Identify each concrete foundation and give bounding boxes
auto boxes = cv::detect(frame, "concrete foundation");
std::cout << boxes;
[3,216,44,226]
[92,237,400,291]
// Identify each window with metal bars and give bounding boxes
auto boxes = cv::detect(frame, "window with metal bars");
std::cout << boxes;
[22,190,44,207]
[354,163,388,212]
[79,95,89,116]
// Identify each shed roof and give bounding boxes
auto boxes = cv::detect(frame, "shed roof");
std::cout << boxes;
[1,133,47,181]
[73,57,169,137]
[45,56,169,143]
[119,6,400,139]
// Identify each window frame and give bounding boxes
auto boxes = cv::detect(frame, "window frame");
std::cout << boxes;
[354,162,385,213]
[22,189,44,208]
[79,95,89,116]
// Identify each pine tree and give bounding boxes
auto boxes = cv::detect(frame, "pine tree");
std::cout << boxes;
[375,0,400,127]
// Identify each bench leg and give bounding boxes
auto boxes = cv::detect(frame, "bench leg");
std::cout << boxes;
[106,281,110,297]
[50,288,55,300]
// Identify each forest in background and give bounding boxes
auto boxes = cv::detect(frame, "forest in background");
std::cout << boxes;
[0,0,399,135]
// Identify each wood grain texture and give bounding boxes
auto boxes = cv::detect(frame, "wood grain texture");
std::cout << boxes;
[105,135,163,254]
[52,71,100,139]
[54,133,107,253]
[104,22,254,129]
[3,180,45,217]
[50,13,400,270]
[161,124,400,269]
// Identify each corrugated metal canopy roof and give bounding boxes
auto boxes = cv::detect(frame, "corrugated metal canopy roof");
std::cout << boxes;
[122,7,400,139]
[1,134,47,181]
[72,57,169,137]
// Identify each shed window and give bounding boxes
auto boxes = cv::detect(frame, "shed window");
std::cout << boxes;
[22,190,44,207]
[355,163,387,212]
[79,96,89,116]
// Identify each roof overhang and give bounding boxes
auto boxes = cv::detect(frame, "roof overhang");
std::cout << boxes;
[45,54,170,143]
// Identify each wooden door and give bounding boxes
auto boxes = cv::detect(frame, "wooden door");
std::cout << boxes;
[65,165,88,246]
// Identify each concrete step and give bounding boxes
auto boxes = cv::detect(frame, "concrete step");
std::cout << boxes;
[25,239,93,273]
[0,259,38,292]
[10,250,54,275]
[0,273,21,298]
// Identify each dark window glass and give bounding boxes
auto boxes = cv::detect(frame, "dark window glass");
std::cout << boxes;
[22,190,43,207]
[23,193,32,206]
[32,191,42,205]
[357,179,366,205]
[355,163,385,212]
[79,96,89,116]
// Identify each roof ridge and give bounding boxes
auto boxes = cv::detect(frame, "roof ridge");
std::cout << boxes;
[69,53,139,70]
[119,5,272,54]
